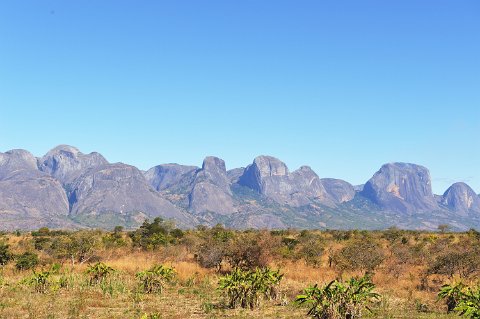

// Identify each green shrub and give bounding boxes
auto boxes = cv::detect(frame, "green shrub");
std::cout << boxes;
[332,239,385,273]
[295,274,380,319]
[15,252,39,270]
[23,270,51,293]
[86,262,115,285]
[438,283,480,318]
[218,267,283,309]
[129,218,177,250]
[438,282,466,312]
[136,264,176,294]
[0,241,12,265]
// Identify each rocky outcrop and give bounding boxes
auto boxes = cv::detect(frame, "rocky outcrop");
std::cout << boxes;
[0,149,38,179]
[145,163,198,191]
[227,168,245,183]
[69,163,195,226]
[188,157,235,215]
[238,156,333,207]
[321,178,355,203]
[38,145,108,186]
[0,149,70,230]
[441,182,480,215]
[353,184,365,192]
[361,163,438,214]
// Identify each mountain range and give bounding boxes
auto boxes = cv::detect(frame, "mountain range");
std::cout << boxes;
[1,145,479,231]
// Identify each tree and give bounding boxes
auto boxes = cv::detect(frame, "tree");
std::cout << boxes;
[129,218,177,250]
[438,224,450,233]
[332,239,385,274]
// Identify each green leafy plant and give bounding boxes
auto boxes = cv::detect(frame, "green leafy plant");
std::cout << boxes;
[438,282,466,312]
[218,267,283,309]
[86,262,115,285]
[23,270,51,293]
[295,274,380,319]
[136,264,176,294]
[438,283,480,318]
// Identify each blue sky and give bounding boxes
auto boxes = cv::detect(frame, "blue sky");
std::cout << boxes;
[1,1,479,194]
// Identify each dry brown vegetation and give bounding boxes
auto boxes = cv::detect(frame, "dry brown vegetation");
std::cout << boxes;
[0,221,479,318]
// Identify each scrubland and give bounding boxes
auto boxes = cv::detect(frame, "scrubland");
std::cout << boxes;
[0,220,479,318]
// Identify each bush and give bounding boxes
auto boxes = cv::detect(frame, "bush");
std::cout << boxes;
[332,239,385,273]
[218,267,283,309]
[428,247,480,279]
[136,265,176,294]
[23,270,51,293]
[438,283,480,318]
[225,233,268,270]
[86,262,115,285]
[48,231,102,265]
[0,241,12,265]
[296,274,380,319]
[15,252,39,270]
[297,236,324,267]
[438,282,466,312]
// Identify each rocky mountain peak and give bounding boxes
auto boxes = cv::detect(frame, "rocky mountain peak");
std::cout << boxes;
[361,162,438,214]
[202,156,226,172]
[189,156,235,215]
[253,155,289,177]
[195,156,229,189]
[239,156,341,207]
[39,145,108,185]
[144,163,198,191]
[0,149,38,179]
[441,182,480,215]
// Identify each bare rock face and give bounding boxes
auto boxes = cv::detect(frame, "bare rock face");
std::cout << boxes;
[145,164,198,191]
[227,168,245,183]
[238,156,333,207]
[361,163,438,214]
[441,182,480,216]
[0,149,38,179]
[0,150,70,230]
[321,178,356,203]
[188,157,235,215]
[38,145,108,186]
[69,163,195,226]
[239,156,289,194]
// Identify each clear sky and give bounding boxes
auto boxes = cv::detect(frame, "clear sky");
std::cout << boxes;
[1,1,479,194]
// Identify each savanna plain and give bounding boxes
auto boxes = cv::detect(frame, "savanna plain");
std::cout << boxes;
[0,219,479,319]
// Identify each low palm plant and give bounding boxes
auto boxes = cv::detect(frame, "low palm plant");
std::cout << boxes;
[439,283,480,318]
[438,282,466,312]
[218,267,283,309]
[295,274,380,319]
[86,262,115,285]
[24,270,51,293]
[136,264,176,294]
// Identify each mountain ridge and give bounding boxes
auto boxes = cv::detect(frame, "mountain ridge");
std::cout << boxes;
[1,145,479,231]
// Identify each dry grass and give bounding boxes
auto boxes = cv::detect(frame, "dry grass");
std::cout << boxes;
[0,230,472,318]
